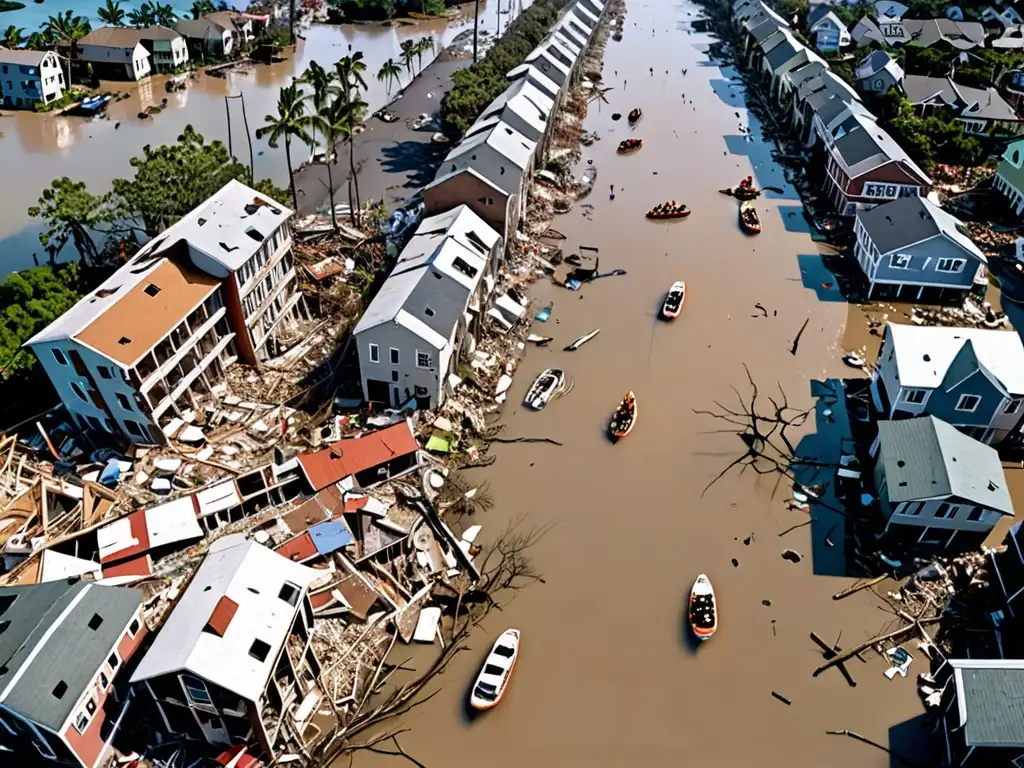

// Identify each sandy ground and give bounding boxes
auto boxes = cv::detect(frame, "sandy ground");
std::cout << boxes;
[335,2,947,767]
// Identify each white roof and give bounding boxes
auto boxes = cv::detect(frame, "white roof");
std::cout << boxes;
[573,2,600,27]
[195,478,242,517]
[552,28,583,58]
[444,120,536,175]
[559,15,592,46]
[39,550,102,583]
[507,62,561,100]
[130,534,318,701]
[525,47,572,79]
[476,79,553,139]
[887,323,1024,394]
[97,498,203,561]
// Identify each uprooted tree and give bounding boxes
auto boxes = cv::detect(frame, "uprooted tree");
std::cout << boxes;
[310,518,547,766]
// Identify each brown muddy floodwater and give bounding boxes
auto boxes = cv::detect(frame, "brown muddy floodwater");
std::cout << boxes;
[0,0,520,272]
[350,2,931,767]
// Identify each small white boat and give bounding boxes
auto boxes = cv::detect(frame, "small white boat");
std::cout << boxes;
[564,328,600,351]
[662,281,686,319]
[524,368,565,410]
[469,628,520,710]
[688,573,717,641]
[843,353,866,369]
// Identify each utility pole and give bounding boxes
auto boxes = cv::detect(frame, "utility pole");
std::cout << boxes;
[473,0,480,63]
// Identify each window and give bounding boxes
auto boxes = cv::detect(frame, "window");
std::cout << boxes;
[936,503,958,519]
[390,348,400,365]
[97,366,113,379]
[417,351,432,369]
[108,651,120,671]
[956,394,981,412]
[144,283,161,296]
[452,257,479,278]
[967,507,985,522]
[278,582,299,607]
[52,348,68,365]
[903,502,923,516]
[249,639,271,662]
[99,671,109,689]
[182,674,212,705]
[52,681,67,699]
[902,389,926,404]
[368,343,379,363]
[74,712,89,734]
[85,698,96,715]
[129,618,140,636]
[936,258,965,274]
[115,393,132,410]
[889,254,911,269]
[125,421,145,438]
[425,306,435,317]
[1008,398,1024,415]
[391,370,399,382]
[87,613,103,630]
[70,382,88,401]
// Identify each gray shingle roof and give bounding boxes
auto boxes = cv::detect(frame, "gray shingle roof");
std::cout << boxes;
[876,416,1013,515]
[856,196,984,261]
[0,46,47,66]
[765,38,802,73]
[0,582,143,730]
[951,660,1024,748]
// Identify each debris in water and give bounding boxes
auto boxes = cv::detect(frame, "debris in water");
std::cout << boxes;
[565,328,601,351]
[771,691,792,706]
[731,558,739,568]
[789,317,810,356]
[781,549,802,563]
[743,534,754,546]
[771,619,777,636]
[612,112,622,120]
[527,334,554,346]
[535,304,552,322]
[762,599,771,607]
[752,303,768,318]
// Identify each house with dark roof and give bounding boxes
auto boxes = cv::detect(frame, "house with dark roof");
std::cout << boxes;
[937,659,1024,766]
[807,8,850,52]
[790,70,861,143]
[76,27,152,81]
[870,324,1024,445]
[0,47,65,109]
[853,50,904,95]
[902,75,1024,140]
[821,111,932,215]
[872,415,1013,552]
[761,35,825,101]
[130,534,330,762]
[902,18,986,49]
[991,521,1024,619]
[0,581,146,768]
[852,195,986,302]
[174,12,252,59]
[851,16,908,47]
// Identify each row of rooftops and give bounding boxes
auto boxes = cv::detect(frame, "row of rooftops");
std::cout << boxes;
[76,12,252,50]
[24,179,293,369]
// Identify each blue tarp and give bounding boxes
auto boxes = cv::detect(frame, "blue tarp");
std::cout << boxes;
[310,520,355,556]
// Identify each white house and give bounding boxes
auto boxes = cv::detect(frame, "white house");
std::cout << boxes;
[870,323,1024,445]
[468,77,555,147]
[807,8,851,52]
[439,119,536,219]
[174,15,236,58]
[0,47,64,108]
[77,28,152,81]
[559,11,594,47]
[354,206,502,409]
[522,44,573,91]
[507,61,561,106]
[137,25,190,72]
[25,180,307,444]
[130,534,326,758]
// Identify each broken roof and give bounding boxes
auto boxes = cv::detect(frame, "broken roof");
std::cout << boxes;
[857,196,984,262]
[296,420,420,492]
[0,582,142,730]
[884,324,1024,394]
[950,659,1024,748]
[902,18,985,49]
[903,75,1020,122]
[130,534,318,702]
[877,416,1013,514]
[96,496,203,565]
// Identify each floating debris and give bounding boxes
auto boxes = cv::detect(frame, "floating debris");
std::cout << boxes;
[565,328,600,351]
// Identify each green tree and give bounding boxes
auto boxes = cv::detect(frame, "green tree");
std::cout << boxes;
[414,36,429,71]
[27,178,113,265]
[189,0,214,19]
[300,60,333,147]
[399,38,416,78]
[376,57,402,94]
[256,85,314,212]
[126,2,158,27]
[109,125,288,235]
[96,0,126,26]
[0,265,85,375]
[2,25,26,48]
[152,2,177,26]
[26,31,52,50]
[334,50,368,98]
[338,92,368,224]
[312,96,357,229]
[42,11,90,64]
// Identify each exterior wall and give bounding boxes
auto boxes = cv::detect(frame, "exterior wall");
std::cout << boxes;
[0,52,64,108]
[441,147,527,219]
[77,44,151,80]
[856,70,898,94]
[423,174,511,242]
[145,37,189,70]
[811,19,849,51]
[865,234,979,291]
[995,141,1024,215]
[885,496,1001,534]
[357,319,446,408]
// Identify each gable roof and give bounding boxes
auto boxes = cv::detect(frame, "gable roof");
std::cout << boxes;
[782,60,827,91]
[0,582,143,730]
[506,62,560,101]
[902,18,985,49]
[0,46,49,66]
[857,195,983,261]
[425,166,510,200]
[443,120,536,187]
[764,36,803,72]
[174,16,230,38]
[855,50,904,82]
[476,78,554,139]
[831,113,930,182]
[130,534,318,702]
[903,75,1020,122]
[884,324,1024,394]
[79,27,146,48]
[874,0,908,19]
[748,16,786,43]
[877,416,1013,514]
[809,9,848,34]
[950,659,1024,748]
[138,24,184,41]
[295,420,420,492]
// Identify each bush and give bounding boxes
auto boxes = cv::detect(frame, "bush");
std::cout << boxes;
[440,0,573,136]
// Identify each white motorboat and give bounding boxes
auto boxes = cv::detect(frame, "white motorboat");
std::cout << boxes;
[688,573,718,641]
[469,628,520,710]
[524,368,565,410]
[661,281,686,319]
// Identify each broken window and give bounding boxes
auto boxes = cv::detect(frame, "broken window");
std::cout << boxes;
[144,283,161,297]
[465,230,488,254]
[51,349,69,365]
[278,582,300,607]
[70,382,88,402]
[116,393,132,411]
[249,639,271,662]
[452,257,479,279]
[97,366,113,379]
[0,596,16,617]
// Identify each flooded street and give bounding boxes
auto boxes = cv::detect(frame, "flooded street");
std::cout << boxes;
[352,2,929,766]
[0,0,521,272]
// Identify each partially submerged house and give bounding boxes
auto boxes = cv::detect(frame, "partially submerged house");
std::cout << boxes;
[353,206,503,409]
[762,34,825,100]
[871,324,1024,444]
[791,70,860,142]
[25,180,308,445]
[937,659,1024,766]
[994,137,1024,215]
[174,12,252,59]
[852,195,986,301]
[0,47,65,109]
[0,581,146,768]
[130,534,327,761]
[135,25,190,73]
[76,27,152,81]
[821,111,932,215]
[902,75,1024,140]
[423,167,516,249]
[853,50,904,95]
[873,416,1014,552]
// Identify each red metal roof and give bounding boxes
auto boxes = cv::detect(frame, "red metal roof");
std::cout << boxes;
[99,510,151,565]
[101,554,153,579]
[296,421,419,492]
[205,595,239,637]
[274,532,317,563]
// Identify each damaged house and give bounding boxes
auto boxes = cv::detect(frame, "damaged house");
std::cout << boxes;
[0,581,146,768]
[25,180,309,445]
[353,206,502,409]
[936,658,1024,766]
[871,324,1024,445]
[872,415,1014,553]
[130,534,327,762]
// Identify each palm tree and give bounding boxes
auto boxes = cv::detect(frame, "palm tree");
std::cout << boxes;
[126,2,157,27]
[300,60,332,149]
[399,39,416,78]
[256,84,314,212]
[413,37,429,72]
[312,96,360,229]
[376,57,402,95]
[26,31,51,50]
[472,0,480,63]
[338,92,368,225]
[190,0,215,19]
[2,25,26,48]
[333,51,367,98]
[152,3,177,26]
[96,0,126,26]
[43,11,90,79]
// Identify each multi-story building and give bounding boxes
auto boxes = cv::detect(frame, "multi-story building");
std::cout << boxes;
[25,180,308,445]
[0,48,65,109]
[76,28,152,81]
[136,25,190,72]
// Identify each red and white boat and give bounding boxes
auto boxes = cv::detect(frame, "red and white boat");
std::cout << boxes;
[661,281,686,319]
[469,629,520,710]
[688,573,717,641]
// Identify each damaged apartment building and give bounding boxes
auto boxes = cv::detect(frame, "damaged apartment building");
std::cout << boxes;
[25,180,309,445]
